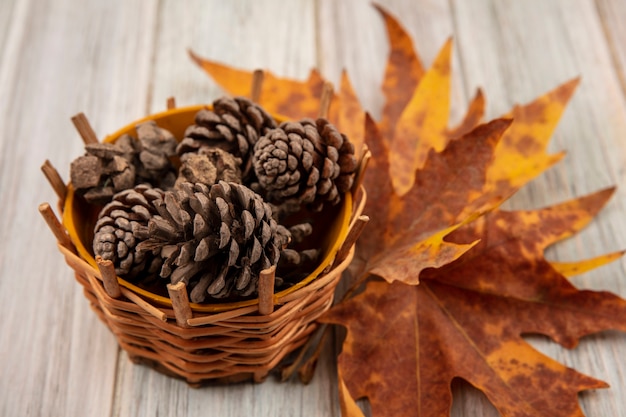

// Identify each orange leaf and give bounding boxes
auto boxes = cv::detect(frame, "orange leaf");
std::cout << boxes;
[189,49,326,119]
[368,222,479,285]
[189,49,254,97]
[486,79,580,193]
[375,3,424,143]
[329,71,366,155]
[389,39,453,196]
[551,250,626,278]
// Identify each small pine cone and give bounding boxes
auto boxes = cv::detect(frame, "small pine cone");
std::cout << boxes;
[71,141,138,204]
[252,118,358,212]
[137,181,290,302]
[135,121,178,188]
[176,96,276,178]
[93,184,166,279]
[175,147,242,188]
[70,122,177,205]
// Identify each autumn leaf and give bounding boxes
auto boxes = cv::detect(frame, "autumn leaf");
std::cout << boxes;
[360,117,513,285]
[323,191,626,417]
[551,250,626,278]
[485,79,578,194]
[374,3,425,143]
[189,49,325,119]
[321,5,626,417]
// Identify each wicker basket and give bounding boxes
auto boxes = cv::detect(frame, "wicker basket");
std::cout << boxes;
[39,104,369,385]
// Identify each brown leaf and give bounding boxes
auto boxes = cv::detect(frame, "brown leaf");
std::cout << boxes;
[357,114,392,262]
[324,191,626,417]
[360,118,513,285]
[375,3,424,143]
[368,222,478,286]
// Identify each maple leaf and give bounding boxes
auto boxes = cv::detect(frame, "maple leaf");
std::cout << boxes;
[324,190,626,417]
[320,5,626,417]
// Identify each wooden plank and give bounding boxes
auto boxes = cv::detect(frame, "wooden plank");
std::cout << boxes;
[0,0,17,54]
[595,0,626,99]
[0,1,159,417]
[147,0,318,112]
[110,2,333,417]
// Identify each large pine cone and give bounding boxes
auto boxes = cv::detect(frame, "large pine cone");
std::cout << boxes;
[135,181,290,302]
[93,184,165,279]
[71,121,177,205]
[176,96,276,179]
[252,118,357,212]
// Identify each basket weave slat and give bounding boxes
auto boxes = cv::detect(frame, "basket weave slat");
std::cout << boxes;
[57,223,357,384]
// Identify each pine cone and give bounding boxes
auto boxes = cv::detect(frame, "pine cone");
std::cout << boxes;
[70,121,177,205]
[136,181,290,302]
[93,184,165,279]
[175,147,242,188]
[176,96,276,178]
[135,120,178,187]
[252,118,357,212]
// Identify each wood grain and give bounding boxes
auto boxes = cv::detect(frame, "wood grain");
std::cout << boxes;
[0,1,157,417]
[1,0,625,416]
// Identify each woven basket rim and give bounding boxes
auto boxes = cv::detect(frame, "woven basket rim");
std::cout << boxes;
[61,104,354,313]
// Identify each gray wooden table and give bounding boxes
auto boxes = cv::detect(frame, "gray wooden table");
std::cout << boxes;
[2,0,626,416]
